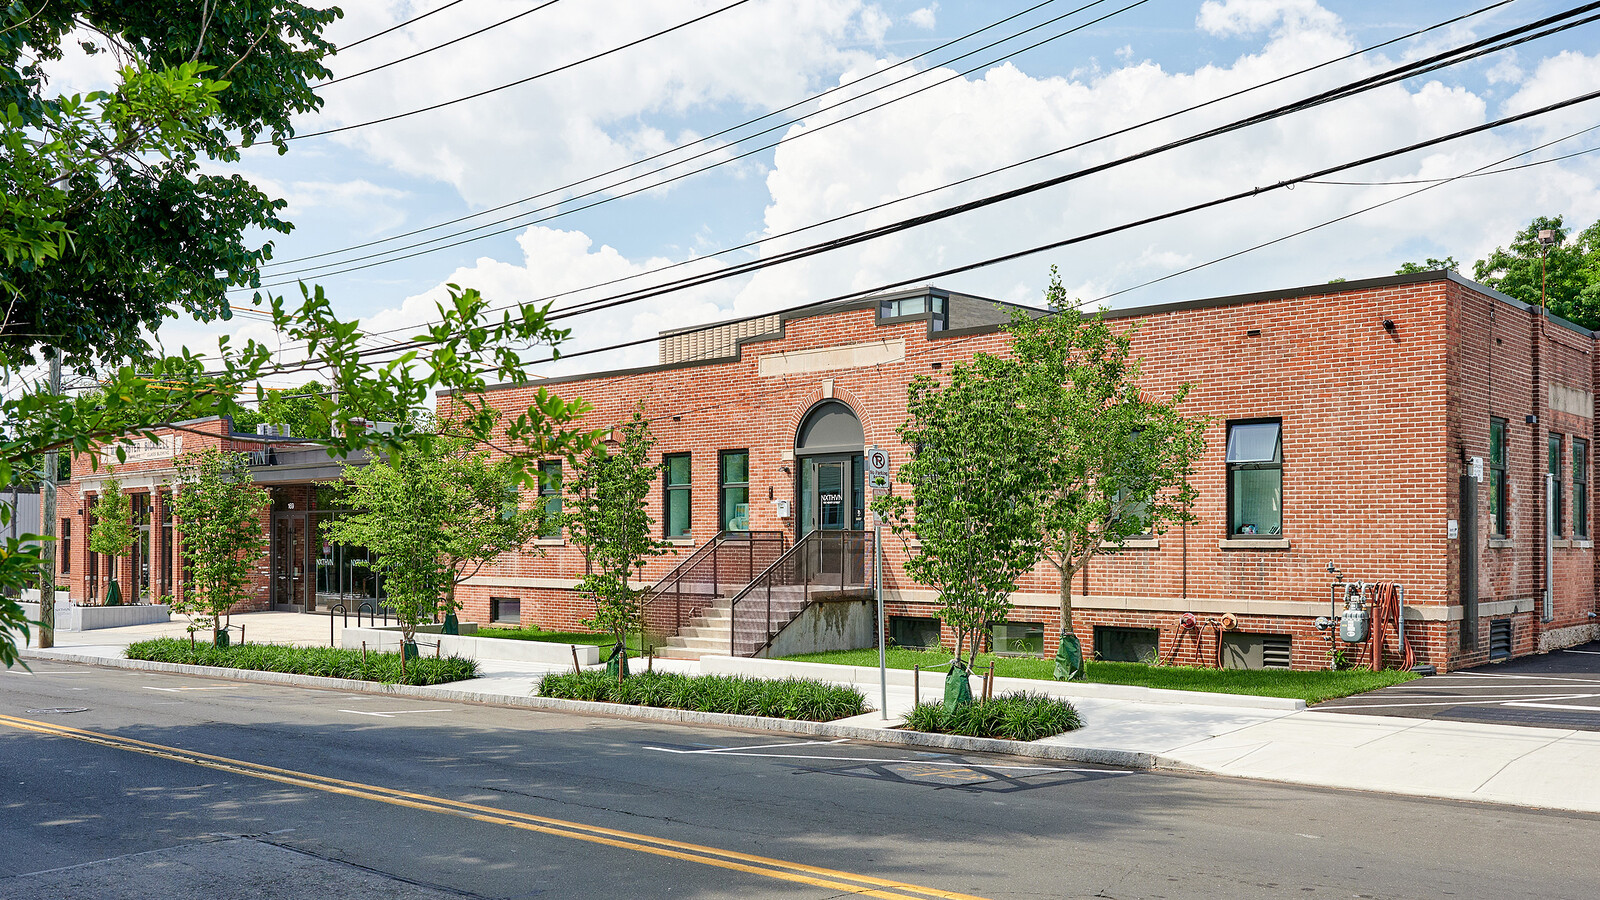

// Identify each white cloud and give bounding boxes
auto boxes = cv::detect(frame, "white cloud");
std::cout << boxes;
[1196,0,1341,39]
[307,0,887,209]
[730,1,1599,317]
[908,5,938,30]
[363,226,744,377]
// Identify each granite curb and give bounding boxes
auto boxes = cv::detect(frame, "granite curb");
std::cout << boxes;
[22,648,1192,773]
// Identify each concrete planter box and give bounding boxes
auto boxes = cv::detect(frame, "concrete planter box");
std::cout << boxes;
[19,600,171,632]
[342,625,600,667]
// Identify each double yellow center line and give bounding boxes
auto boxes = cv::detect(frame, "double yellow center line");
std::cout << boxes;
[0,713,988,899]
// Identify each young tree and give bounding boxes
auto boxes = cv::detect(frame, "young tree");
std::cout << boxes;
[875,363,1043,705]
[1007,270,1208,680]
[324,450,453,657]
[434,438,548,627]
[169,450,268,645]
[565,410,670,675]
[88,479,133,606]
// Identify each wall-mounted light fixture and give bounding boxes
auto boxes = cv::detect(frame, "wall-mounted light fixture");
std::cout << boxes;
[1382,319,1396,332]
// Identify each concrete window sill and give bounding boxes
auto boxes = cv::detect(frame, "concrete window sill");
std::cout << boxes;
[533,538,565,547]
[1487,538,1515,549]
[1102,538,1160,550]
[1217,538,1290,551]
[1577,539,1595,549]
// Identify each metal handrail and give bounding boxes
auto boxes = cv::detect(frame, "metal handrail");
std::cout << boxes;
[727,529,873,658]
[639,530,788,641]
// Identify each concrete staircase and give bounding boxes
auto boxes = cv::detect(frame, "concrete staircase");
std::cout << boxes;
[653,587,814,659]
[654,596,736,660]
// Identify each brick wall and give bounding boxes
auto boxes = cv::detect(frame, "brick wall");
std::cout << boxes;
[454,274,1600,672]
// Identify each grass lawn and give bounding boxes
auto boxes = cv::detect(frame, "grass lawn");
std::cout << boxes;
[474,626,646,655]
[779,647,1418,704]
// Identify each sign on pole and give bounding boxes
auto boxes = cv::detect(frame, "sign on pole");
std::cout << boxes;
[866,446,891,497]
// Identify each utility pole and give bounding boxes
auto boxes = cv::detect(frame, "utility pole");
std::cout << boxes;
[39,356,60,649]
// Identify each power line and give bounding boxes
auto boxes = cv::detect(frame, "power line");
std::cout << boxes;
[319,0,567,88]
[244,85,1600,383]
[250,0,1520,301]
[215,4,1596,370]
[521,5,1600,329]
[264,0,1071,269]
[1304,143,1599,184]
[338,0,472,52]
[254,0,1144,282]
[287,0,759,141]
[339,0,1516,340]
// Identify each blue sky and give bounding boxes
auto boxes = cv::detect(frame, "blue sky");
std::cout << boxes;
[50,1,1600,382]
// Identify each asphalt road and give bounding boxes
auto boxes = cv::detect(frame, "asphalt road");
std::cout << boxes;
[3,662,1598,900]
[1317,641,1600,731]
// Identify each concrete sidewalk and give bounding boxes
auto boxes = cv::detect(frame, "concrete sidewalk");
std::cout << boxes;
[23,611,1600,816]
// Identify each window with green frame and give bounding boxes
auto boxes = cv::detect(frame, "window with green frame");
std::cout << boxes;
[1550,433,1565,536]
[664,453,691,538]
[1489,418,1508,537]
[720,450,749,531]
[1574,437,1589,539]
[538,460,562,539]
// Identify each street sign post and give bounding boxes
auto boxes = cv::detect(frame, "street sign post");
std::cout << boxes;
[865,446,890,718]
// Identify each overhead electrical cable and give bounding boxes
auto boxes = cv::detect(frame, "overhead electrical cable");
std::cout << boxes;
[266,0,1072,268]
[514,4,1600,328]
[211,4,1597,369]
[237,85,1600,382]
[287,0,760,141]
[490,88,1600,370]
[307,0,1516,328]
[254,0,1147,282]
[338,0,472,51]
[319,0,567,88]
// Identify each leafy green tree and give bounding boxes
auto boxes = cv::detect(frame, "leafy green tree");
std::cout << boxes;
[1007,270,1208,680]
[324,449,453,655]
[424,434,548,623]
[566,410,670,673]
[0,0,338,368]
[88,478,132,605]
[169,450,268,644]
[1471,215,1600,327]
[875,362,1044,696]
[0,2,595,665]
[1395,257,1459,274]
[231,380,413,440]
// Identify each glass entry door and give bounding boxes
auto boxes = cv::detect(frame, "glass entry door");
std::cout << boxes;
[798,453,865,537]
[272,513,308,611]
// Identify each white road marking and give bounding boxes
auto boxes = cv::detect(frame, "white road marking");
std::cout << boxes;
[682,739,851,754]
[339,708,453,718]
[1501,698,1600,712]
[644,746,1116,773]
[142,685,244,693]
[1317,693,1596,710]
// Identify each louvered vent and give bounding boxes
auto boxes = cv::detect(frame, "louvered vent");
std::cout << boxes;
[1222,632,1293,670]
[1489,618,1513,661]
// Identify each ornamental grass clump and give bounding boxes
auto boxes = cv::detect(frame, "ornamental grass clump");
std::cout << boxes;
[903,692,1082,741]
[125,638,477,686]
[537,671,866,722]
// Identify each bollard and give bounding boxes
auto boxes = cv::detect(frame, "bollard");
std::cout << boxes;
[571,645,581,674]
[913,665,920,707]
[985,662,996,701]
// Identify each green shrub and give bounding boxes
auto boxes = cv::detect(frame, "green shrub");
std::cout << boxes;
[903,692,1082,741]
[537,671,866,722]
[125,638,477,686]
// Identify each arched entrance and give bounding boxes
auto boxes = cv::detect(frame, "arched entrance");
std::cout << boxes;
[795,401,865,536]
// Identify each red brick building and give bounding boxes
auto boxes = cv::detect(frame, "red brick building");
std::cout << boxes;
[53,270,1600,672]
[53,417,380,616]
[448,270,1599,672]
